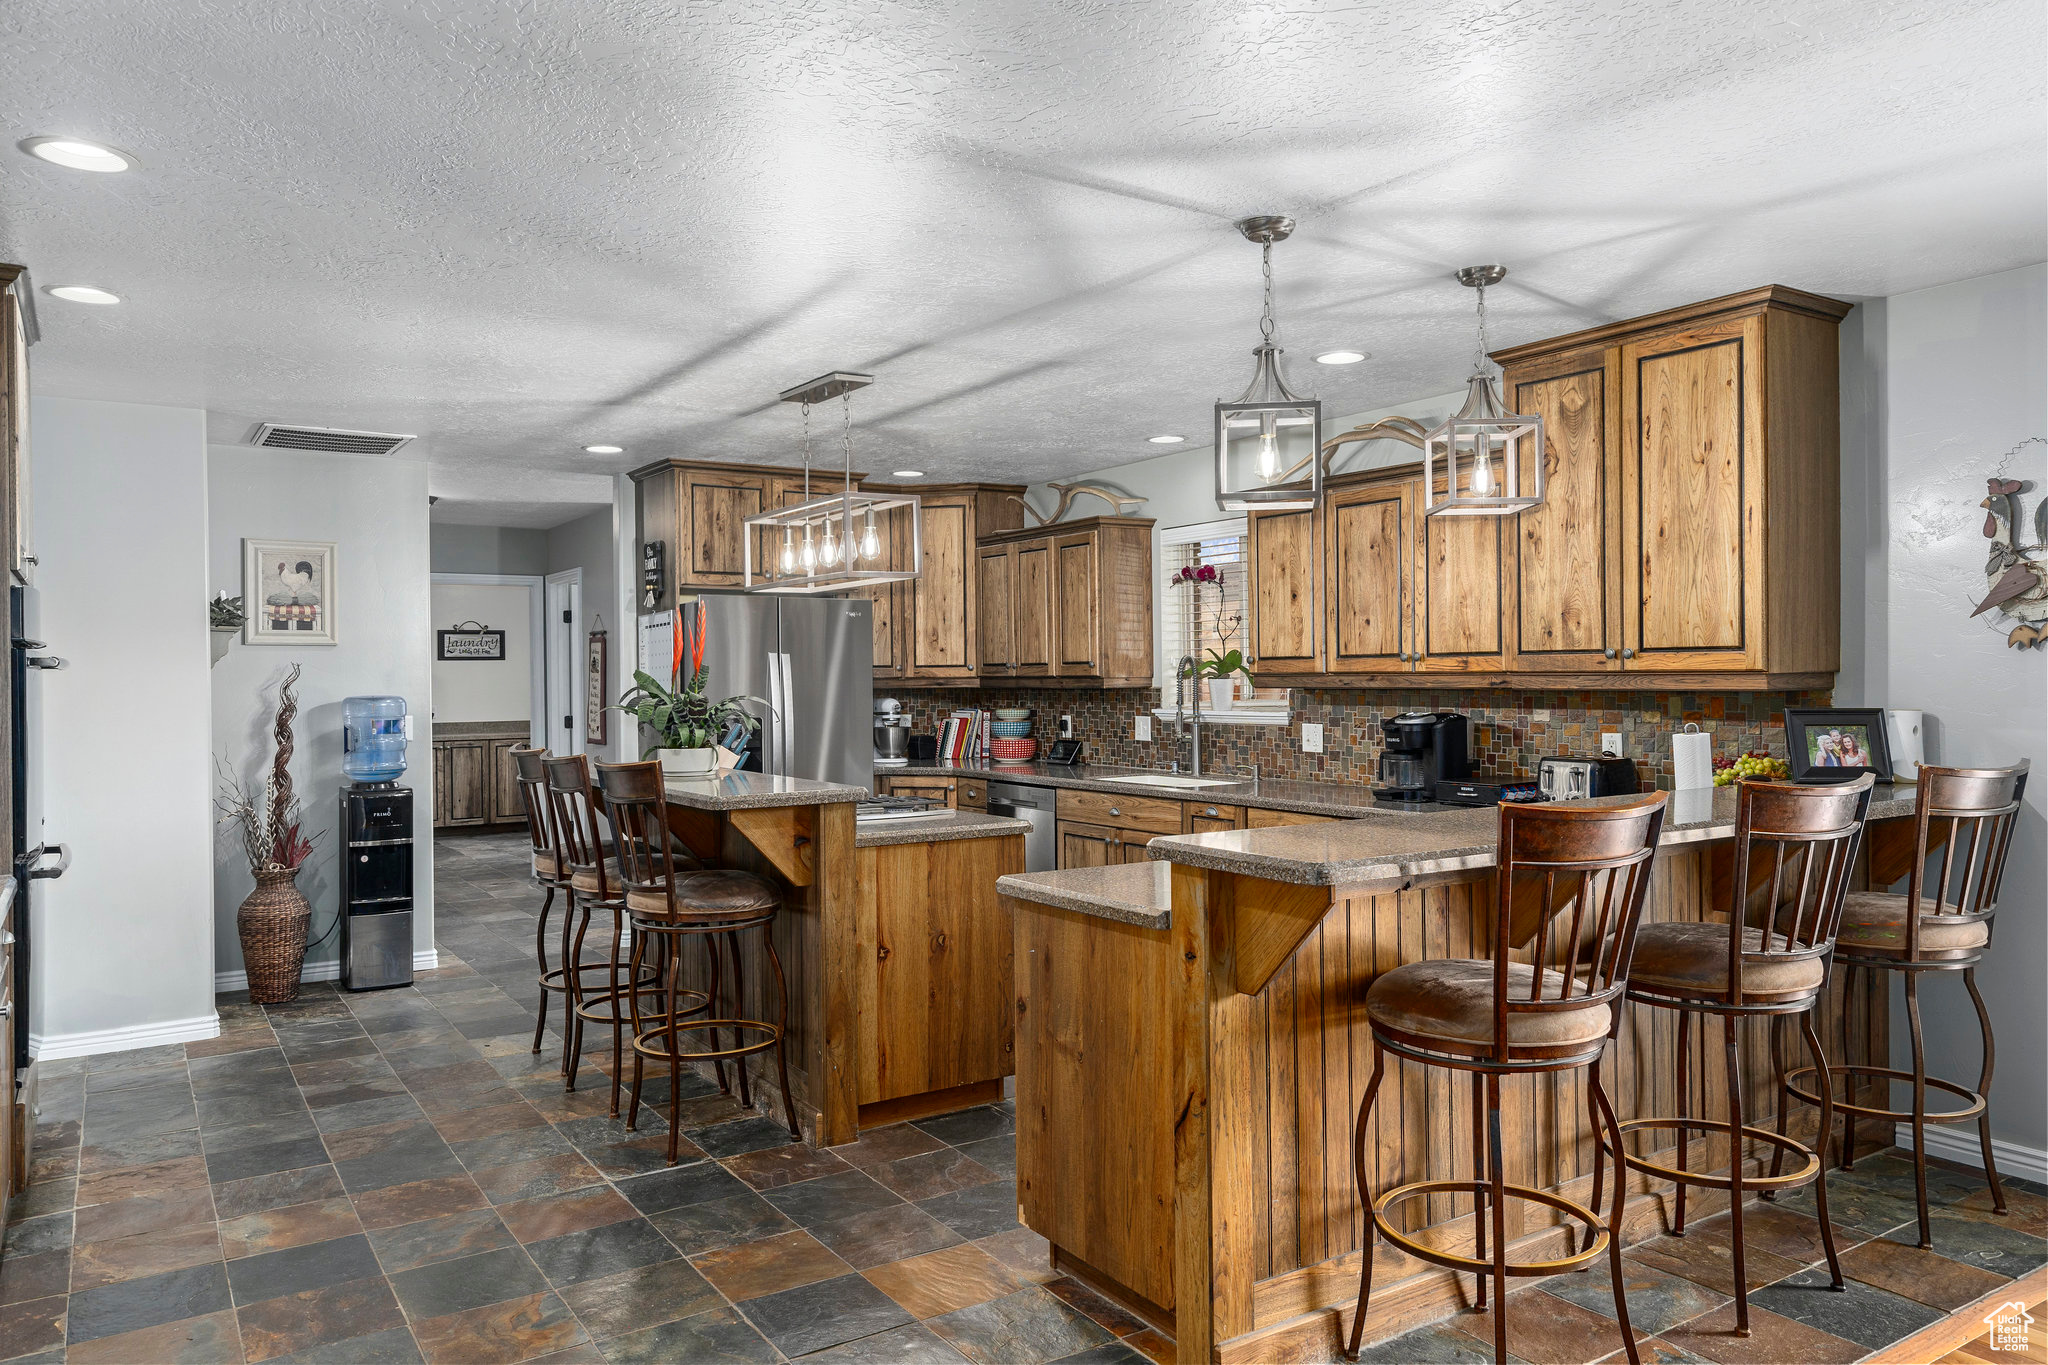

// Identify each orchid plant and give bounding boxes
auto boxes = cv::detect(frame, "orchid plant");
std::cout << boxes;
[1171,561,1254,686]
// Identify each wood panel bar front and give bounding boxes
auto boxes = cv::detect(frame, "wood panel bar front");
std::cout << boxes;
[1009,832,1896,1363]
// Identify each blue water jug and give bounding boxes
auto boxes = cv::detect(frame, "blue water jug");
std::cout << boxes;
[343,695,410,783]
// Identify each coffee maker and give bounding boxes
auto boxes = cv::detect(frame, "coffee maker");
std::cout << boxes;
[1371,711,1471,803]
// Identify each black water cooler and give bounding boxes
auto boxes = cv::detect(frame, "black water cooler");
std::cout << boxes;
[340,785,414,990]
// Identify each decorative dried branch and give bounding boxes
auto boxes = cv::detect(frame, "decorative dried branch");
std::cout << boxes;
[267,664,301,856]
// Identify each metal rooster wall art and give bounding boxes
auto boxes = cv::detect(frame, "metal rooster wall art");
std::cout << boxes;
[1971,446,2048,649]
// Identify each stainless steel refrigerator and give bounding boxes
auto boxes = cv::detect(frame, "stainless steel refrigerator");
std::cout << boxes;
[638,596,874,790]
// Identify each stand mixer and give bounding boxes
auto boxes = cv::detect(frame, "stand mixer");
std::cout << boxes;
[874,698,911,766]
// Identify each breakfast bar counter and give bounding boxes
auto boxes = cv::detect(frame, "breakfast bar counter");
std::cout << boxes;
[997,787,1918,1363]
[658,772,1026,1145]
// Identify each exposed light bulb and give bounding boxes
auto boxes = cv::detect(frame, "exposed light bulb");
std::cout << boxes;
[819,517,842,568]
[779,526,796,575]
[858,511,881,561]
[1255,418,1281,483]
[799,525,817,573]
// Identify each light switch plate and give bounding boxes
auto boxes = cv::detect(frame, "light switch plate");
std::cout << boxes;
[1302,722,1324,754]
[1601,732,1623,758]
[1135,715,1152,741]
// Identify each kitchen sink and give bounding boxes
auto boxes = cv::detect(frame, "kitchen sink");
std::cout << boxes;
[1112,773,1245,790]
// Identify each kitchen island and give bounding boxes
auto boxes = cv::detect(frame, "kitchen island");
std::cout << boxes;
[997,785,1918,1363]
[657,770,1025,1145]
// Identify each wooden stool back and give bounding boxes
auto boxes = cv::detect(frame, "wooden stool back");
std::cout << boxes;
[1901,762,2030,954]
[1494,793,1668,1058]
[542,753,612,901]
[1722,775,1873,1000]
[594,760,680,915]
[511,745,562,884]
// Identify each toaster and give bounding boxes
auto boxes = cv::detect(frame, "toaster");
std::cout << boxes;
[1536,755,1641,802]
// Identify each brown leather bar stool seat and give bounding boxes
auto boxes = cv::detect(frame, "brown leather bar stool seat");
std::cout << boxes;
[1345,793,1669,1365]
[1613,776,1875,1339]
[1785,762,2029,1251]
[543,753,682,1114]
[1365,961,1614,1049]
[1834,890,1991,956]
[597,759,802,1164]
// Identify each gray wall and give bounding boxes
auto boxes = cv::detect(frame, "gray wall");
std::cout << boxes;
[29,398,217,1050]
[431,522,550,576]
[212,445,437,981]
[1837,263,2047,1154]
[546,506,626,760]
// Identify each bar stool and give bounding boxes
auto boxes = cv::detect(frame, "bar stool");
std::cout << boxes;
[596,759,801,1162]
[1787,761,2029,1249]
[1344,793,1668,1365]
[1612,775,1873,1336]
[542,753,673,1115]
[509,746,570,1062]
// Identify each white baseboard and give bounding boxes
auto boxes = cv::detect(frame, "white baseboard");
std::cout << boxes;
[29,1011,222,1061]
[214,950,441,994]
[1894,1122,2048,1186]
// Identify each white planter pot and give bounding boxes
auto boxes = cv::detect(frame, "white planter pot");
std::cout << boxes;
[657,747,717,777]
[210,627,237,666]
[1208,679,1234,711]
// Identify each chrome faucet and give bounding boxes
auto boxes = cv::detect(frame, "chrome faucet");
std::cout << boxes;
[1173,654,1203,777]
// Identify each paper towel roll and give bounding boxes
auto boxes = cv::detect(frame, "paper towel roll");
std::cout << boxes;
[1673,724,1715,790]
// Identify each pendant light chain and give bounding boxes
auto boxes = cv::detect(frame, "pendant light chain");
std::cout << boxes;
[800,397,813,501]
[841,390,855,479]
[1259,241,1277,344]
[1473,280,1490,373]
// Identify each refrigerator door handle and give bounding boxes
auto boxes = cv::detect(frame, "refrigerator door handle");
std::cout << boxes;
[23,842,69,880]
[766,651,786,774]
[776,652,795,777]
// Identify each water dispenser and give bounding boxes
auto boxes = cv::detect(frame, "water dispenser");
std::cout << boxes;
[342,695,411,785]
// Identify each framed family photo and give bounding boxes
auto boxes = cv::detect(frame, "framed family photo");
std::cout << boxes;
[243,539,338,646]
[1784,707,1894,784]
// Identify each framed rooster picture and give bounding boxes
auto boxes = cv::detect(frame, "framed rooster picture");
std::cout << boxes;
[243,539,338,646]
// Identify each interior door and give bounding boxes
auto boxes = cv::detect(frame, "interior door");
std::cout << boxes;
[1507,357,1622,673]
[544,574,581,754]
[1324,480,1412,673]
[1619,315,1764,671]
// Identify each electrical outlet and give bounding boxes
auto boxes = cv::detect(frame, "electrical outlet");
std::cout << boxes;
[1601,732,1623,758]
[1301,722,1324,754]
[1060,714,1074,739]
[1135,714,1152,741]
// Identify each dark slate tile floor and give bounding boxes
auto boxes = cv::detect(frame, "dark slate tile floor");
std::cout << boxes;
[2,828,2041,1363]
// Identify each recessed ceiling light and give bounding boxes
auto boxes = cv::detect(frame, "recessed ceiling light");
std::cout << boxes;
[44,285,121,305]
[891,470,925,478]
[1147,434,1186,444]
[19,136,138,173]
[583,444,623,454]
[1315,350,1367,365]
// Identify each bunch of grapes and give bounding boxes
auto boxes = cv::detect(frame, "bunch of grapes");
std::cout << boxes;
[1712,749,1789,786]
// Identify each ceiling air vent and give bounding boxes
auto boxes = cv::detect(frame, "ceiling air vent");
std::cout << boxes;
[250,423,415,455]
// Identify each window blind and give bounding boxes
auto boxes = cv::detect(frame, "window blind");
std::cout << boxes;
[1157,518,1248,694]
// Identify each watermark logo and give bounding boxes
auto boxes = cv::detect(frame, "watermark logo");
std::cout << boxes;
[1983,1300,2033,1354]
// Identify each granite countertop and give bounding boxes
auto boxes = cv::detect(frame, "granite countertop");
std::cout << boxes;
[856,809,1030,848]
[432,720,532,739]
[1146,783,1922,888]
[894,761,1432,819]
[998,862,1171,929]
[660,770,868,812]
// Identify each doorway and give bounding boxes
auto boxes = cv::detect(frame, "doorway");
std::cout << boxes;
[544,569,583,758]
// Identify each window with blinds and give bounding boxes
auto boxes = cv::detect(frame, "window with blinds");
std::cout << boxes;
[1158,518,1250,694]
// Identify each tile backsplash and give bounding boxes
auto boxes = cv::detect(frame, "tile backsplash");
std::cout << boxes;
[887,686,1833,791]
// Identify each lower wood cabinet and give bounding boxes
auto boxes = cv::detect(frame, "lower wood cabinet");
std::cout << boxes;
[1247,807,1336,829]
[1184,802,1245,834]
[432,731,530,829]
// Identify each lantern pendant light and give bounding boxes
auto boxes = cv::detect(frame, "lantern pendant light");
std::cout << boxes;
[1422,266,1545,518]
[1214,216,1322,512]
[744,372,922,592]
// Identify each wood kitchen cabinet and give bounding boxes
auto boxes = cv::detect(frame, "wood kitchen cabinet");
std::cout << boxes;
[1183,801,1246,834]
[976,517,1153,686]
[1253,284,1848,689]
[1054,789,1177,867]
[632,459,870,604]
[431,727,529,829]
[862,483,1027,686]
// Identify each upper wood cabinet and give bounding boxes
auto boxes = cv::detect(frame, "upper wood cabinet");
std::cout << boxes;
[862,483,1027,686]
[1252,285,1849,690]
[634,459,869,602]
[977,517,1154,686]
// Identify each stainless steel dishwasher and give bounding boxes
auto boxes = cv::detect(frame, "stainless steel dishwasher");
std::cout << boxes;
[986,781,1056,872]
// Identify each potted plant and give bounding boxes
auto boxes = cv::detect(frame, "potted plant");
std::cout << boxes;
[1171,562,1254,708]
[612,604,768,776]
[216,663,319,1003]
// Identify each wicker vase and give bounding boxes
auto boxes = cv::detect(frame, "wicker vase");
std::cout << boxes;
[238,867,312,1004]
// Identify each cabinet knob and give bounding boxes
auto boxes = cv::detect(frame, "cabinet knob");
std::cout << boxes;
[1604,648,1617,659]
[1204,807,1218,817]
[1108,806,1121,816]
[1621,648,1636,660]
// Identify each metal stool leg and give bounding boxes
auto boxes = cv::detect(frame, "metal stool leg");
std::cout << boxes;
[666,941,685,1166]
[1965,967,2008,1214]
[565,898,592,1092]
[1471,1068,1488,1308]
[1906,972,1932,1248]
[1487,1073,1509,1365]
[625,925,651,1132]
[533,885,555,1054]
[606,909,627,1117]
[1800,1011,1846,1290]
[1584,1062,1606,1256]
[1674,1008,1692,1234]
[1765,1014,1790,1196]
[1725,1014,1750,1335]
[1591,1057,1642,1365]
[726,931,753,1111]
[1341,1047,1388,1362]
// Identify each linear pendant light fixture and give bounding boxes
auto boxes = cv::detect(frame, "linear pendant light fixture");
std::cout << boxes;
[1215,215,1322,513]
[743,371,922,593]
[1422,266,1545,517]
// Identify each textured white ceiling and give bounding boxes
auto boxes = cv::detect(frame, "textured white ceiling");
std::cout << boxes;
[2,0,2042,528]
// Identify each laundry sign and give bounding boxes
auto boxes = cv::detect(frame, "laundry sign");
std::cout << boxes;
[436,621,506,661]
